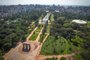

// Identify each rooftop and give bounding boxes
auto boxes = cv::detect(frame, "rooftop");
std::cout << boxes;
[72,19,87,24]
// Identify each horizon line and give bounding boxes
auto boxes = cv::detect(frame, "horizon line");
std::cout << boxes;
[0,4,90,7]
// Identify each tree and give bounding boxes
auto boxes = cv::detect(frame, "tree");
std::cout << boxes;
[71,36,84,47]
[0,50,4,60]
[60,57,66,60]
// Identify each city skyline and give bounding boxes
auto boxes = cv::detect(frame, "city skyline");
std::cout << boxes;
[0,0,90,6]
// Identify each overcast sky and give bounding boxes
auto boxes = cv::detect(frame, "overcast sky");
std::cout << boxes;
[0,0,90,6]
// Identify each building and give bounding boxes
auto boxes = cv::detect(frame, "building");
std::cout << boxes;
[72,19,87,24]
[39,13,50,24]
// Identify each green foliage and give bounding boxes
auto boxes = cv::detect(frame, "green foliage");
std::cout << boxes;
[63,23,71,28]
[60,57,66,60]
[46,24,50,33]
[46,57,57,60]
[41,36,73,55]
[0,56,4,60]
[87,21,90,27]
[29,25,42,40]
[19,10,45,21]
[39,34,46,42]
[0,50,4,60]
[73,54,83,60]
[0,10,43,55]
[71,36,84,47]
[50,12,90,56]
[80,49,90,60]
[41,12,90,60]
[29,32,39,40]
[0,19,29,51]
[50,14,54,21]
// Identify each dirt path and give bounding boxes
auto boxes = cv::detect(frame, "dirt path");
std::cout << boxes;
[37,53,75,60]
[26,27,38,41]
[41,53,75,58]
[4,43,22,60]
[41,33,49,46]
[36,33,49,56]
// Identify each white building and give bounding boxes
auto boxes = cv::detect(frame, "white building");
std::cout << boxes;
[39,13,50,24]
[72,19,87,24]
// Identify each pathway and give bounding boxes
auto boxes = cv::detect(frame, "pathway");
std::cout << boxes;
[37,53,75,60]
[4,43,22,60]
[35,27,44,42]
[26,27,38,41]
[36,33,49,55]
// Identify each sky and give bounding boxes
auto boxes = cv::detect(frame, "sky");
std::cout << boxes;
[0,0,90,6]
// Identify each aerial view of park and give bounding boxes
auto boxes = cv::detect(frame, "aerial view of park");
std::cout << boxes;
[0,0,90,60]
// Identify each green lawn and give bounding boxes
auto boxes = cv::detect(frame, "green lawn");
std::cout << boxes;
[62,40,71,54]
[46,58,57,60]
[60,57,66,60]
[46,24,50,33]
[29,25,43,41]
[41,36,74,55]
[29,32,39,40]
[39,34,47,42]
[36,25,43,32]
[73,54,83,60]
[87,21,90,27]
[28,22,35,31]
[39,16,43,20]
[50,14,54,21]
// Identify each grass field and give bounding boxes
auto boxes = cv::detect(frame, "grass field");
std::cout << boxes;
[39,34,47,42]
[41,36,75,55]
[46,58,57,60]
[50,14,54,21]
[29,25,43,41]
[46,24,50,33]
